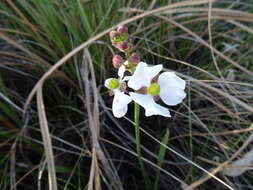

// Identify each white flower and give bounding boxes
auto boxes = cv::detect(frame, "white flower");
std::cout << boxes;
[104,70,132,118]
[128,62,186,117]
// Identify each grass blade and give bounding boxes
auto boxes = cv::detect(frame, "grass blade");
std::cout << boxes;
[153,130,170,190]
[37,84,57,190]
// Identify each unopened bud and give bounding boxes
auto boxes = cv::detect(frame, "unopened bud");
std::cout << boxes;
[118,41,129,51]
[112,55,124,68]
[109,31,120,41]
[129,53,140,64]
[117,25,128,33]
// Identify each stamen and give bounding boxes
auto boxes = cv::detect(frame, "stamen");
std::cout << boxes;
[153,95,160,101]
[136,86,147,94]
[119,82,127,92]
[151,75,159,83]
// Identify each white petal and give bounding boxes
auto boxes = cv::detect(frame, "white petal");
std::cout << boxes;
[118,65,126,79]
[112,91,132,118]
[129,92,171,117]
[128,62,163,90]
[128,62,148,90]
[118,61,129,79]
[122,76,131,81]
[104,78,113,89]
[144,64,163,82]
[158,72,186,106]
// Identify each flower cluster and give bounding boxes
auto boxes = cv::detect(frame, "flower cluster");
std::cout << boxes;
[105,26,186,118]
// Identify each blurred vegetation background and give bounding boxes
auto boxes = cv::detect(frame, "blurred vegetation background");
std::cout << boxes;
[0,0,253,189]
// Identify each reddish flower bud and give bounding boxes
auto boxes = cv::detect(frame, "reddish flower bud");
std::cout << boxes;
[112,55,124,68]
[118,41,128,51]
[129,53,140,64]
[117,25,128,33]
[109,30,120,41]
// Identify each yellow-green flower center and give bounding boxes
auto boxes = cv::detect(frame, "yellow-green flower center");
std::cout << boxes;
[148,83,160,96]
[109,78,120,89]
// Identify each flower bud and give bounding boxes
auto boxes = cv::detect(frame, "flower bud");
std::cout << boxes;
[129,53,140,64]
[118,41,129,51]
[109,31,120,42]
[112,55,124,68]
[117,25,128,33]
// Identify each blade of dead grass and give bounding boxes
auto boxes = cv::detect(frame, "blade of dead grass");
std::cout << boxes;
[170,126,253,141]
[208,1,224,80]
[37,83,57,190]
[82,49,101,190]
[0,28,30,36]
[162,8,253,21]
[122,7,253,22]
[227,20,253,35]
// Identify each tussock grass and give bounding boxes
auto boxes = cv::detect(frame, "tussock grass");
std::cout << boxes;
[0,0,253,189]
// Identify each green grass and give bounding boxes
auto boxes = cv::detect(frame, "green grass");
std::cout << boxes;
[153,130,170,190]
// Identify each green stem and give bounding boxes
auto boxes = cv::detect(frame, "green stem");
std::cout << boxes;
[134,103,150,189]
[125,50,130,59]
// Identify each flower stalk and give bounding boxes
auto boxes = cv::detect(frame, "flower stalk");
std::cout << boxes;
[134,102,150,189]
